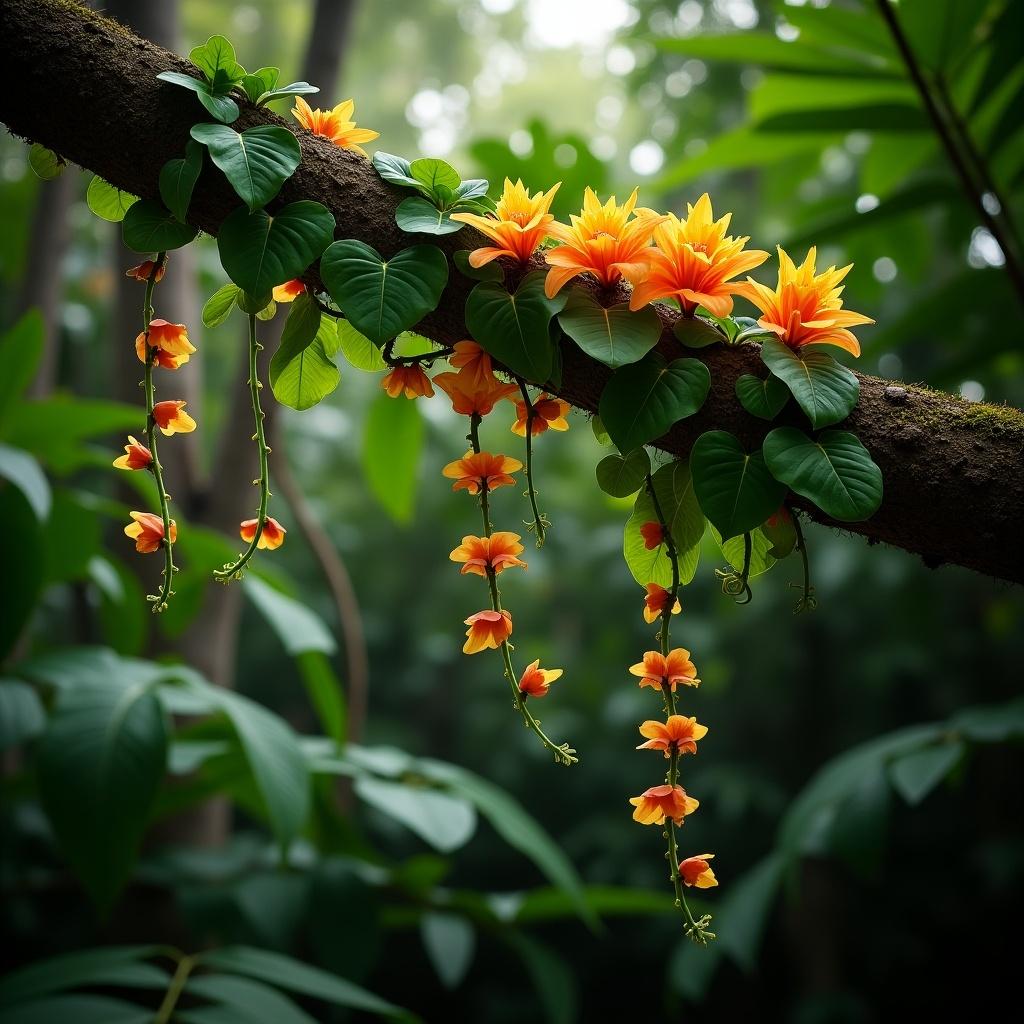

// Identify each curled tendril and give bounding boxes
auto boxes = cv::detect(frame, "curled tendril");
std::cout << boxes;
[684,915,717,946]
[715,531,753,603]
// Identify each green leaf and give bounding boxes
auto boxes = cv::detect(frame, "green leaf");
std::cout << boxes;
[888,741,964,806]
[591,415,611,445]
[0,444,50,520]
[158,141,203,223]
[354,776,477,853]
[395,196,463,235]
[673,315,726,349]
[763,427,883,522]
[652,458,705,575]
[197,947,403,1018]
[762,508,797,559]
[335,319,388,371]
[735,373,789,420]
[269,314,341,412]
[465,271,565,382]
[122,199,197,252]
[320,239,448,346]
[712,524,778,578]
[595,448,650,497]
[190,124,301,212]
[504,933,578,1024]
[296,651,346,745]
[761,337,859,428]
[362,392,423,523]
[371,151,420,189]
[189,35,246,89]
[409,157,461,196]
[156,70,240,124]
[623,486,672,588]
[217,201,335,298]
[239,66,279,103]
[242,575,336,657]
[257,81,320,106]
[0,679,46,753]
[0,311,43,426]
[37,671,168,912]
[235,289,273,315]
[202,284,241,327]
[421,913,475,989]
[28,143,64,180]
[558,292,662,369]
[453,249,503,282]
[599,353,710,453]
[691,431,787,540]
[184,975,315,1024]
[86,176,138,223]
[0,994,156,1024]
[0,489,43,661]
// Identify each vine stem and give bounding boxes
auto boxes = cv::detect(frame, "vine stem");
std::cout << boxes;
[515,378,547,547]
[153,952,196,1024]
[213,313,269,581]
[381,337,456,367]
[141,251,175,612]
[467,414,576,766]
[645,472,680,658]
[791,510,816,613]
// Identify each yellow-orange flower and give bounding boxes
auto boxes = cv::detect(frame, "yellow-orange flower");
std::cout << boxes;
[544,187,665,297]
[636,715,708,757]
[451,178,561,267]
[292,97,379,156]
[240,516,287,550]
[434,370,518,416]
[152,400,196,436]
[642,583,681,623]
[629,784,699,826]
[639,522,663,550]
[135,318,195,370]
[629,649,700,691]
[112,435,152,471]
[679,853,717,889]
[518,659,563,698]
[733,246,874,357]
[449,532,527,577]
[448,341,494,391]
[628,193,769,316]
[125,259,165,283]
[511,394,570,437]
[442,450,522,495]
[463,609,513,654]
[382,365,434,399]
[124,511,176,553]
[272,279,306,303]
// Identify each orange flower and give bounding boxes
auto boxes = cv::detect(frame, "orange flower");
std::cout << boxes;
[112,435,152,471]
[679,853,718,889]
[463,609,513,654]
[135,318,195,370]
[272,279,306,303]
[629,649,700,691]
[451,178,561,268]
[733,246,874,357]
[152,400,196,436]
[518,659,563,698]
[292,97,379,156]
[628,193,769,316]
[382,365,434,399]
[636,715,708,757]
[125,259,165,283]
[642,583,681,623]
[442,450,523,495]
[124,511,176,553]
[639,522,663,550]
[544,187,665,298]
[448,341,494,391]
[240,516,287,550]
[629,784,699,826]
[434,370,518,416]
[511,393,570,437]
[450,532,527,577]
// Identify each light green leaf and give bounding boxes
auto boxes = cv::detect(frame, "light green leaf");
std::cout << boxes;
[421,913,475,989]
[0,311,44,427]
[558,291,662,369]
[122,199,197,252]
[240,66,279,103]
[335,319,387,371]
[202,284,241,328]
[0,444,50,521]
[371,151,420,190]
[761,338,859,429]
[158,141,203,223]
[257,81,320,106]
[86,176,138,223]
[354,776,477,852]
[242,575,336,657]
[270,334,340,411]
[362,392,422,523]
[395,196,463,235]
[28,144,64,180]
[188,35,246,89]
[409,157,461,196]
[712,524,778,578]
[595,448,650,497]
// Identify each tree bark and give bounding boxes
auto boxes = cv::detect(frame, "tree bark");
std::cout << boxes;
[1,0,1022,584]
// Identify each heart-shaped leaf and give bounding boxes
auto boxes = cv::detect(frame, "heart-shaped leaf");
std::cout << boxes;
[189,35,246,89]
[596,448,650,497]
[86,176,138,223]
[269,302,341,411]
[464,272,565,383]
[410,157,461,197]
[763,427,883,522]
[599,352,710,453]
[202,284,241,328]
[158,140,203,223]
[28,144,64,180]
[395,196,464,235]
[558,291,662,369]
[690,430,787,540]
[372,151,420,190]
[156,71,239,124]
[190,123,301,212]
[122,199,198,252]
[761,337,859,428]
[735,372,789,420]
[674,316,726,349]
[217,201,335,298]
[320,239,448,346]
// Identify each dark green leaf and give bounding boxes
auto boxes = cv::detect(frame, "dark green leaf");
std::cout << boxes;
[235,289,273,315]
[504,933,577,1024]
[735,373,789,420]
[558,292,662,368]
[184,975,315,1024]
[122,199,197,252]
[453,249,503,282]
[0,994,155,1024]
[673,315,726,349]
[86,176,138,223]
[0,489,43,661]
[0,444,49,521]
[158,141,203,223]
[763,427,883,522]
[691,431,787,540]
[395,196,463,235]
[28,144,64,180]
[0,679,46,753]
[156,71,239,123]
[362,392,423,522]
[0,311,43,426]
[422,914,475,989]
[599,353,710,453]
[595,448,650,497]
[761,337,859,428]
[354,776,476,852]
[242,575,336,657]
[888,741,964,806]
[202,284,241,328]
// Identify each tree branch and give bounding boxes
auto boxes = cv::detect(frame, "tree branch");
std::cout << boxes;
[2,0,1022,584]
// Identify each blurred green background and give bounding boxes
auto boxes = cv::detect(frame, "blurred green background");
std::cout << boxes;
[1,0,1022,1021]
